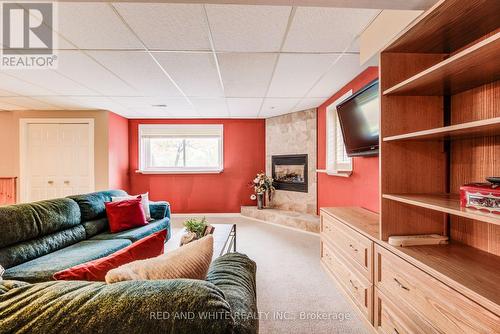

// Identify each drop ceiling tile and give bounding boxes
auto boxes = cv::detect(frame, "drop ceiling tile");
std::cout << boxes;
[292,98,326,112]
[283,7,379,52]
[55,3,143,49]
[260,98,300,118]
[190,98,228,118]
[267,54,338,98]
[206,5,291,52]
[0,97,60,110]
[62,96,126,110]
[226,98,262,118]
[153,53,223,97]
[218,53,277,97]
[2,69,97,96]
[116,97,197,118]
[56,51,138,96]
[87,51,181,97]
[113,3,211,50]
[307,54,368,98]
[0,73,55,96]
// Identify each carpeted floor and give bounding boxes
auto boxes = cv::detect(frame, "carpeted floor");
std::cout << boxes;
[171,215,371,334]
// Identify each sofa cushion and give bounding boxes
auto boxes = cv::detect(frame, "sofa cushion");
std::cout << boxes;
[106,235,213,283]
[68,190,127,221]
[149,201,170,220]
[0,198,81,248]
[0,225,86,269]
[3,239,131,283]
[105,198,147,233]
[0,279,234,334]
[53,230,167,281]
[91,218,170,243]
[82,217,108,238]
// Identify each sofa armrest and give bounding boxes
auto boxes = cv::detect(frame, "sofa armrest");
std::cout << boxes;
[0,279,234,334]
[149,201,170,220]
[207,253,258,334]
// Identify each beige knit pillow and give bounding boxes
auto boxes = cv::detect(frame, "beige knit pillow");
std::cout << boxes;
[105,235,213,283]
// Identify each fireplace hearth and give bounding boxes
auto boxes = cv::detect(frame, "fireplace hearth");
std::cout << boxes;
[271,154,308,193]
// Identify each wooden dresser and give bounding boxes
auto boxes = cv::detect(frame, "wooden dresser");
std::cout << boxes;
[320,207,500,334]
[321,0,500,332]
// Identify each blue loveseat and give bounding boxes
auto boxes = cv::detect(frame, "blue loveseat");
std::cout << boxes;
[0,190,171,283]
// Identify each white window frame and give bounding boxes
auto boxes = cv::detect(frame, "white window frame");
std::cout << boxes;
[326,90,353,177]
[137,124,224,174]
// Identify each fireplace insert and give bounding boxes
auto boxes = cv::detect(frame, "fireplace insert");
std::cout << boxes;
[271,154,308,193]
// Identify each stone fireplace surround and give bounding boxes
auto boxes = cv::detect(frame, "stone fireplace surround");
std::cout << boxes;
[241,108,319,233]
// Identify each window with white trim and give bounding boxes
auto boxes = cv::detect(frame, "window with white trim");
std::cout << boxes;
[138,124,223,173]
[326,90,353,175]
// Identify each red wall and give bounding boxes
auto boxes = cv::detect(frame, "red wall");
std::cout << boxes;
[317,67,379,213]
[128,119,265,213]
[108,112,130,192]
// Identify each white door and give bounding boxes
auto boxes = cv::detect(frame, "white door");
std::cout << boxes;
[25,122,93,202]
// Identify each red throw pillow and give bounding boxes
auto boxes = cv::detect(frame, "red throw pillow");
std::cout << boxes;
[53,230,167,281]
[105,198,147,233]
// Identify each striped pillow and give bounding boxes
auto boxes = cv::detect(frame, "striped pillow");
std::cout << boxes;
[105,235,213,283]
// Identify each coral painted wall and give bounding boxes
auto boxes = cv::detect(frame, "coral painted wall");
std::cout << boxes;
[108,112,130,192]
[128,119,265,213]
[317,67,380,213]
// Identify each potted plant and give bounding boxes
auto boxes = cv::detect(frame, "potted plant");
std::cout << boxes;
[181,217,212,246]
[251,173,275,210]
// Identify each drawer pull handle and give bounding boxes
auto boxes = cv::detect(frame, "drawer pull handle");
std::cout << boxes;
[393,329,400,334]
[393,278,410,291]
[348,279,358,290]
[349,244,358,252]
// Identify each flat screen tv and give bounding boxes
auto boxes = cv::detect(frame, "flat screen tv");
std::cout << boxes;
[337,80,379,157]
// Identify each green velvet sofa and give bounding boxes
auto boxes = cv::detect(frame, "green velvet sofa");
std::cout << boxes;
[0,252,258,334]
[0,190,171,283]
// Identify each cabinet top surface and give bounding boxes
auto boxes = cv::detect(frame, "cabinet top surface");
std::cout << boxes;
[320,207,380,240]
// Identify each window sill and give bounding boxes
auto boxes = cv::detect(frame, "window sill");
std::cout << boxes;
[317,169,352,177]
[135,169,224,175]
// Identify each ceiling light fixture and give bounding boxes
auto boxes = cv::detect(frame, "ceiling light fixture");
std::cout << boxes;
[151,104,167,108]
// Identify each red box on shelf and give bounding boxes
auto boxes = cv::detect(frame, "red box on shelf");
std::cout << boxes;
[460,183,500,214]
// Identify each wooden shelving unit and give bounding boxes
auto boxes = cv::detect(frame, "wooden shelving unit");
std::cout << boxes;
[382,193,500,226]
[383,117,500,141]
[383,32,500,96]
[378,0,500,325]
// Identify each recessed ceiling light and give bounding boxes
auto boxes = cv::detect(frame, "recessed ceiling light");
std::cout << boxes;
[151,104,167,108]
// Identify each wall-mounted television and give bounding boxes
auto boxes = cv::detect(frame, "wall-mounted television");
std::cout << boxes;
[337,80,379,157]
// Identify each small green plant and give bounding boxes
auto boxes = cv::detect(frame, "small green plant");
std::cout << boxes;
[183,217,208,238]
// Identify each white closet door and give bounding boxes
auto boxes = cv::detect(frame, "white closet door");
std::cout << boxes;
[26,122,93,202]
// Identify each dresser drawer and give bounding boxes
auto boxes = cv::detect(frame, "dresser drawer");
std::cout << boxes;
[375,245,500,334]
[321,213,373,281]
[374,288,438,334]
[321,241,373,323]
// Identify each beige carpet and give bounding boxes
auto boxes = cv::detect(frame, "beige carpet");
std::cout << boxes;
[171,215,371,334]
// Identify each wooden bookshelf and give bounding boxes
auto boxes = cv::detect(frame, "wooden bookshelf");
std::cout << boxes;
[378,0,500,328]
[385,0,500,53]
[383,117,500,141]
[383,32,500,96]
[383,193,500,226]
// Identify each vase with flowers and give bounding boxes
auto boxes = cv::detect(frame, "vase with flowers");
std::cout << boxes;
[250,173,275,210]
